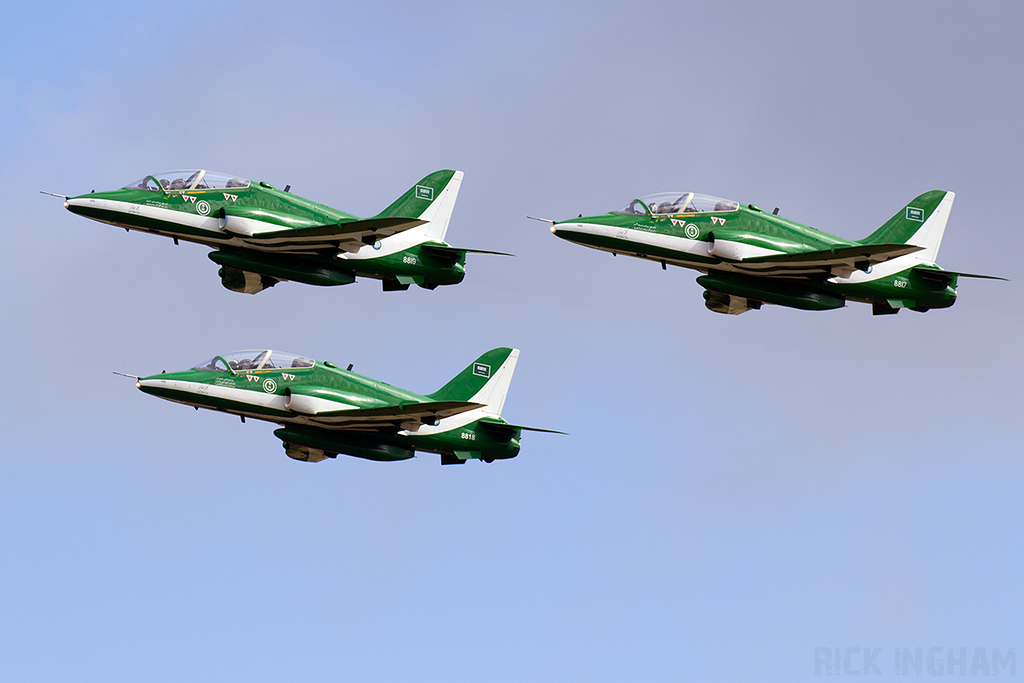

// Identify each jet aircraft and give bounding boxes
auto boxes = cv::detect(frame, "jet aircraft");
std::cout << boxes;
[126,347,558,465]
[544,190,1002,315]
[54,169,504,294]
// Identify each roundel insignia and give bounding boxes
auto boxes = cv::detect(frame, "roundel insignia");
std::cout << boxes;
[262,378,277,393]
[197,200,211,215]
[684,224,699,239]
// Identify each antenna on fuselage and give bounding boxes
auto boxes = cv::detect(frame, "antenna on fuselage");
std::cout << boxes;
[284,185,291,193]
[347,363,354,371]
[773,207,780,215]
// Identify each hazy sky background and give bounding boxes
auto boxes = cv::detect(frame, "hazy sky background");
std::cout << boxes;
[2,1,1022,680]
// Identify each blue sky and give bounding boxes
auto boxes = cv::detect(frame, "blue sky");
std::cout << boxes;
[2,1,1022,680]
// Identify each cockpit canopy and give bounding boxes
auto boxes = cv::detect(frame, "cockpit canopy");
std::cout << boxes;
[613,192,739,216]
[192,350,314,373]
[123,170,251,192]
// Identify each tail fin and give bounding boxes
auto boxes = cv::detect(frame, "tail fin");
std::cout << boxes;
[861,190,955,264]
[428,347,519,417]
[375,169,463,242]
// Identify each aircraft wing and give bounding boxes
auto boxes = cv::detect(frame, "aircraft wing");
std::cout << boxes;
[730,243,924,277]
[230,216,428,254]
[304,400,485,430]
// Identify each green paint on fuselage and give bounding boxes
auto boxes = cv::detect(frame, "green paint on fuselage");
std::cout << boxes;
[551,190,967,314]
[135,348,529,465]
[64,169,473,293]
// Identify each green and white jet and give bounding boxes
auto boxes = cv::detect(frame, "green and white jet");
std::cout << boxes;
[53,168,505,294]
[544,190,1002,315]
[125,347,559,465]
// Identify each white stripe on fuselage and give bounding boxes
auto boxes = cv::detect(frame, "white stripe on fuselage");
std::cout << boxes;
[554,222,781,263]
[138,378,359,423]
[71,196,424,262]
[69,197,319,254]
[68,196,224,236]
[558,218,947,285]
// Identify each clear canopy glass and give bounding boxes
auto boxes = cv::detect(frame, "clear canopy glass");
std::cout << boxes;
[123,170,251,192]
[192,350,315,373]
[613,192,739,216]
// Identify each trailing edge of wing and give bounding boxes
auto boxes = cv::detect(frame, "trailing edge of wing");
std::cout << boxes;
[730,243,925,277]
[238,216,428,253]
[740,243,923,266]
[311,400,485,427]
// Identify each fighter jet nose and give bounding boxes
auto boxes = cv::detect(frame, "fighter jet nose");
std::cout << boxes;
[136,377,165,395]
[64,196,90,215]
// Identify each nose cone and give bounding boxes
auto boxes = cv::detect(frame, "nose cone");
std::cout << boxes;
[549,218,609,249]
[136,371,198,401]
[137,374,171,397]
[137,375,159,394]
[64,195,90,216]
[64,193,116,219]
[549,220,580,240]
[64,190,129,219]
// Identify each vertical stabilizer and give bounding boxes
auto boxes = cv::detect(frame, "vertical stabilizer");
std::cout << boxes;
[429,347,519,417]
[376,169,463,244]
[861,190,955,264]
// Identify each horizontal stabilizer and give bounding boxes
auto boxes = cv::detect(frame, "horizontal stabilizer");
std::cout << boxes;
[515,425,568,434]
[421,244,515,260]
[477,419,567,442]
[912,266,1008,287]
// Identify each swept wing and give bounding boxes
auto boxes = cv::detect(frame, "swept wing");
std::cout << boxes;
[729,243,924,277]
